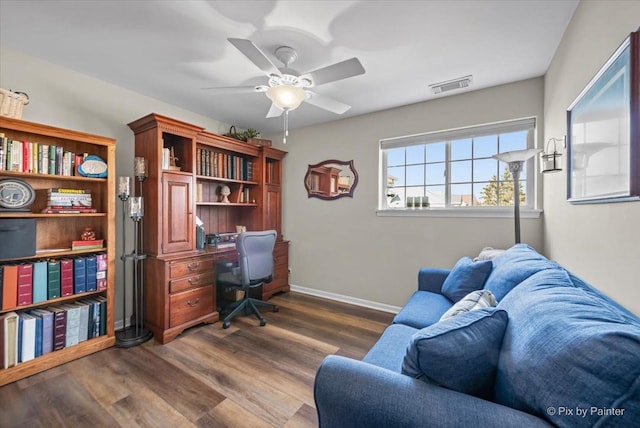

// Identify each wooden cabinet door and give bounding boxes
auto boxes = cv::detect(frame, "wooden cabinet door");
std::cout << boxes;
[264,183,281,235]
[162,172,193,253]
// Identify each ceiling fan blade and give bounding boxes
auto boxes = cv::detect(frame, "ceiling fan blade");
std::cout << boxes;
[300,58,365,87]
[266,103,283,118]
[228,38,281,77]
[304,91,351,115]
[201,85,258,94]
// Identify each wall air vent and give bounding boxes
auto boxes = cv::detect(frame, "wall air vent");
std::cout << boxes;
[429,75,473,95]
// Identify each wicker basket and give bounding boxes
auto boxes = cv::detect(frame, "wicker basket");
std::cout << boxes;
[0,88,29,119]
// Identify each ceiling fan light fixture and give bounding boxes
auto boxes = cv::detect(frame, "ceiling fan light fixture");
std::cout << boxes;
[266,85,306,111]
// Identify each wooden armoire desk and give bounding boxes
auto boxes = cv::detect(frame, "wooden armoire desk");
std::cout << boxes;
[128,113,289,344]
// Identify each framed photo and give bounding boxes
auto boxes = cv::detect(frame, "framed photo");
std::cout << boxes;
[566,29,639,203]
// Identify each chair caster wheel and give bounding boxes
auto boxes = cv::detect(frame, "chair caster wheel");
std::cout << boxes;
[260,320,266,327]
[223,321,230,329]
[273,306,279,313]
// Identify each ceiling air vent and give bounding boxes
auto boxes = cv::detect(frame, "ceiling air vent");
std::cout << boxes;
[429,75,473,95]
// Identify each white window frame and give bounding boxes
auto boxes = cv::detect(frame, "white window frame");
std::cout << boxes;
[378,118,542,218]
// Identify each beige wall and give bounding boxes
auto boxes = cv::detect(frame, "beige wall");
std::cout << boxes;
[268,78,544,308]
[0,46,230,325]
[543,1,640,316]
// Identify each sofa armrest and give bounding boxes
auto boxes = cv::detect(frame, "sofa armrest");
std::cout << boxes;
[314,355,552,428]
[418,268,450,293]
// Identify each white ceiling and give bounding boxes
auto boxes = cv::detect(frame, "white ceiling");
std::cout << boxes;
[0,0,579,134]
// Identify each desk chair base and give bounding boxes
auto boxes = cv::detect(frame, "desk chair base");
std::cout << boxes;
[222,295,279,329]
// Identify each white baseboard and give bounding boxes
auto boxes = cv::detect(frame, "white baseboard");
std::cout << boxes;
[290,284,401,314]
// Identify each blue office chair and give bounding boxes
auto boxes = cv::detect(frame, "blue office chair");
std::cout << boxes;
[217,230,279,329]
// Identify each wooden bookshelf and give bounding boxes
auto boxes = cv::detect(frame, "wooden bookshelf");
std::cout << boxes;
[0,116,116,386]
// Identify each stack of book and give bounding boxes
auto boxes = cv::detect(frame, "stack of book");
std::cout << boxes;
[1,253,108,309]
[0,297,107,368]
[0,134,88,176]
[41,188,97,214]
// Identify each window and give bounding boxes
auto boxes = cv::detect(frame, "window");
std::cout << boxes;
[380,118,537,212]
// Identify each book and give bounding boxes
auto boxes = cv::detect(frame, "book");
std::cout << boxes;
[61,304,80,347]
[47,259,61,299]
[96,253,107,291]
[47,306,66,351]
[19,313,36,362]
[60,259,73,296]
[32,311,43,357]
[47,188,91,194]
[16,263,33,306]
[41,208,98,214]
[32,260,48,304]
[71,240,104,251]
[76,302,90,343]
[31,308,53,355]
[85,255,97,292]
[73,257,86,294]
[2,265,18,310]
[1,311,19,368]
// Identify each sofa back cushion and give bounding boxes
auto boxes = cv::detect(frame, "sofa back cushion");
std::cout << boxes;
[483,244,558,301]
[495,268,640,427]
[402,308,508,399]
[441,257,493,303]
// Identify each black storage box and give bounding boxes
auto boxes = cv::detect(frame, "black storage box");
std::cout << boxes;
[0,218,36,259]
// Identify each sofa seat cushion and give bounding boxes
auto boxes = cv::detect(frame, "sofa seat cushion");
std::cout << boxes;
[402,308,508,399]
[393,290,453,329]
[495,268,640,427]
[441,257,493,303]
[363,323,418,372]
[483,244,559,301]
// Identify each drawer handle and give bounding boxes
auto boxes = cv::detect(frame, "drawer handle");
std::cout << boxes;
[188,277,200,285]
[187,298,200,307]
[188,262,200,271]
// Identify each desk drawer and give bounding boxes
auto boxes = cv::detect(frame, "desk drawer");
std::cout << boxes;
[170,272,216,294]
[170,257,215,278]
[169,286,214,327]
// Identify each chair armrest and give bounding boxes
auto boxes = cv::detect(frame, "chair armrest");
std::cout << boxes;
[314,355,552,428]
[418,268,450,293]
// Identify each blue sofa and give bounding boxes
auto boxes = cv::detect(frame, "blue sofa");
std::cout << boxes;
[314,244,640,427]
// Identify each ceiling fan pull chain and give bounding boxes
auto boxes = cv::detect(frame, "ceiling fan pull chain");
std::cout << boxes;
[283,109,289,144]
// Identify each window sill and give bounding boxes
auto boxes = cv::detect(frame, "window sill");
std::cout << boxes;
[376,208,543,219]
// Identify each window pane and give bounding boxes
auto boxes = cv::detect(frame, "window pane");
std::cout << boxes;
[451,138,472,160]
[518,180,527,204]
[498,180,515,206]
[499,130,527,153]
[450,160,471,183]
[387,147,405,167]
[387,166,405,186]
[474,182,495,206]
[426,185,445,208]
[451,183,473,206]
[473,135,497,158]
[406,186,424,197]
[473,158,498,182]
[426,142,446,162]
[426,162,445,185]
[406,165,424,186]
[387,187,405,207]
[406,145,425,165]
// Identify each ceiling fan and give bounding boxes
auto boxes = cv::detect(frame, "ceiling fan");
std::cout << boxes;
[206,38,366,121]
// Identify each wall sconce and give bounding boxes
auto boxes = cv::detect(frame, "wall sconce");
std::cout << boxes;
[540,137,565,173]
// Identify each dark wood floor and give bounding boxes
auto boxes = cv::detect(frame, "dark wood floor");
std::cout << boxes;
[0,292,394,427]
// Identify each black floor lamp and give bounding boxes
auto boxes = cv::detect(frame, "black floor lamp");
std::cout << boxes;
[492,148,541,244]
[115,157,153,347]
